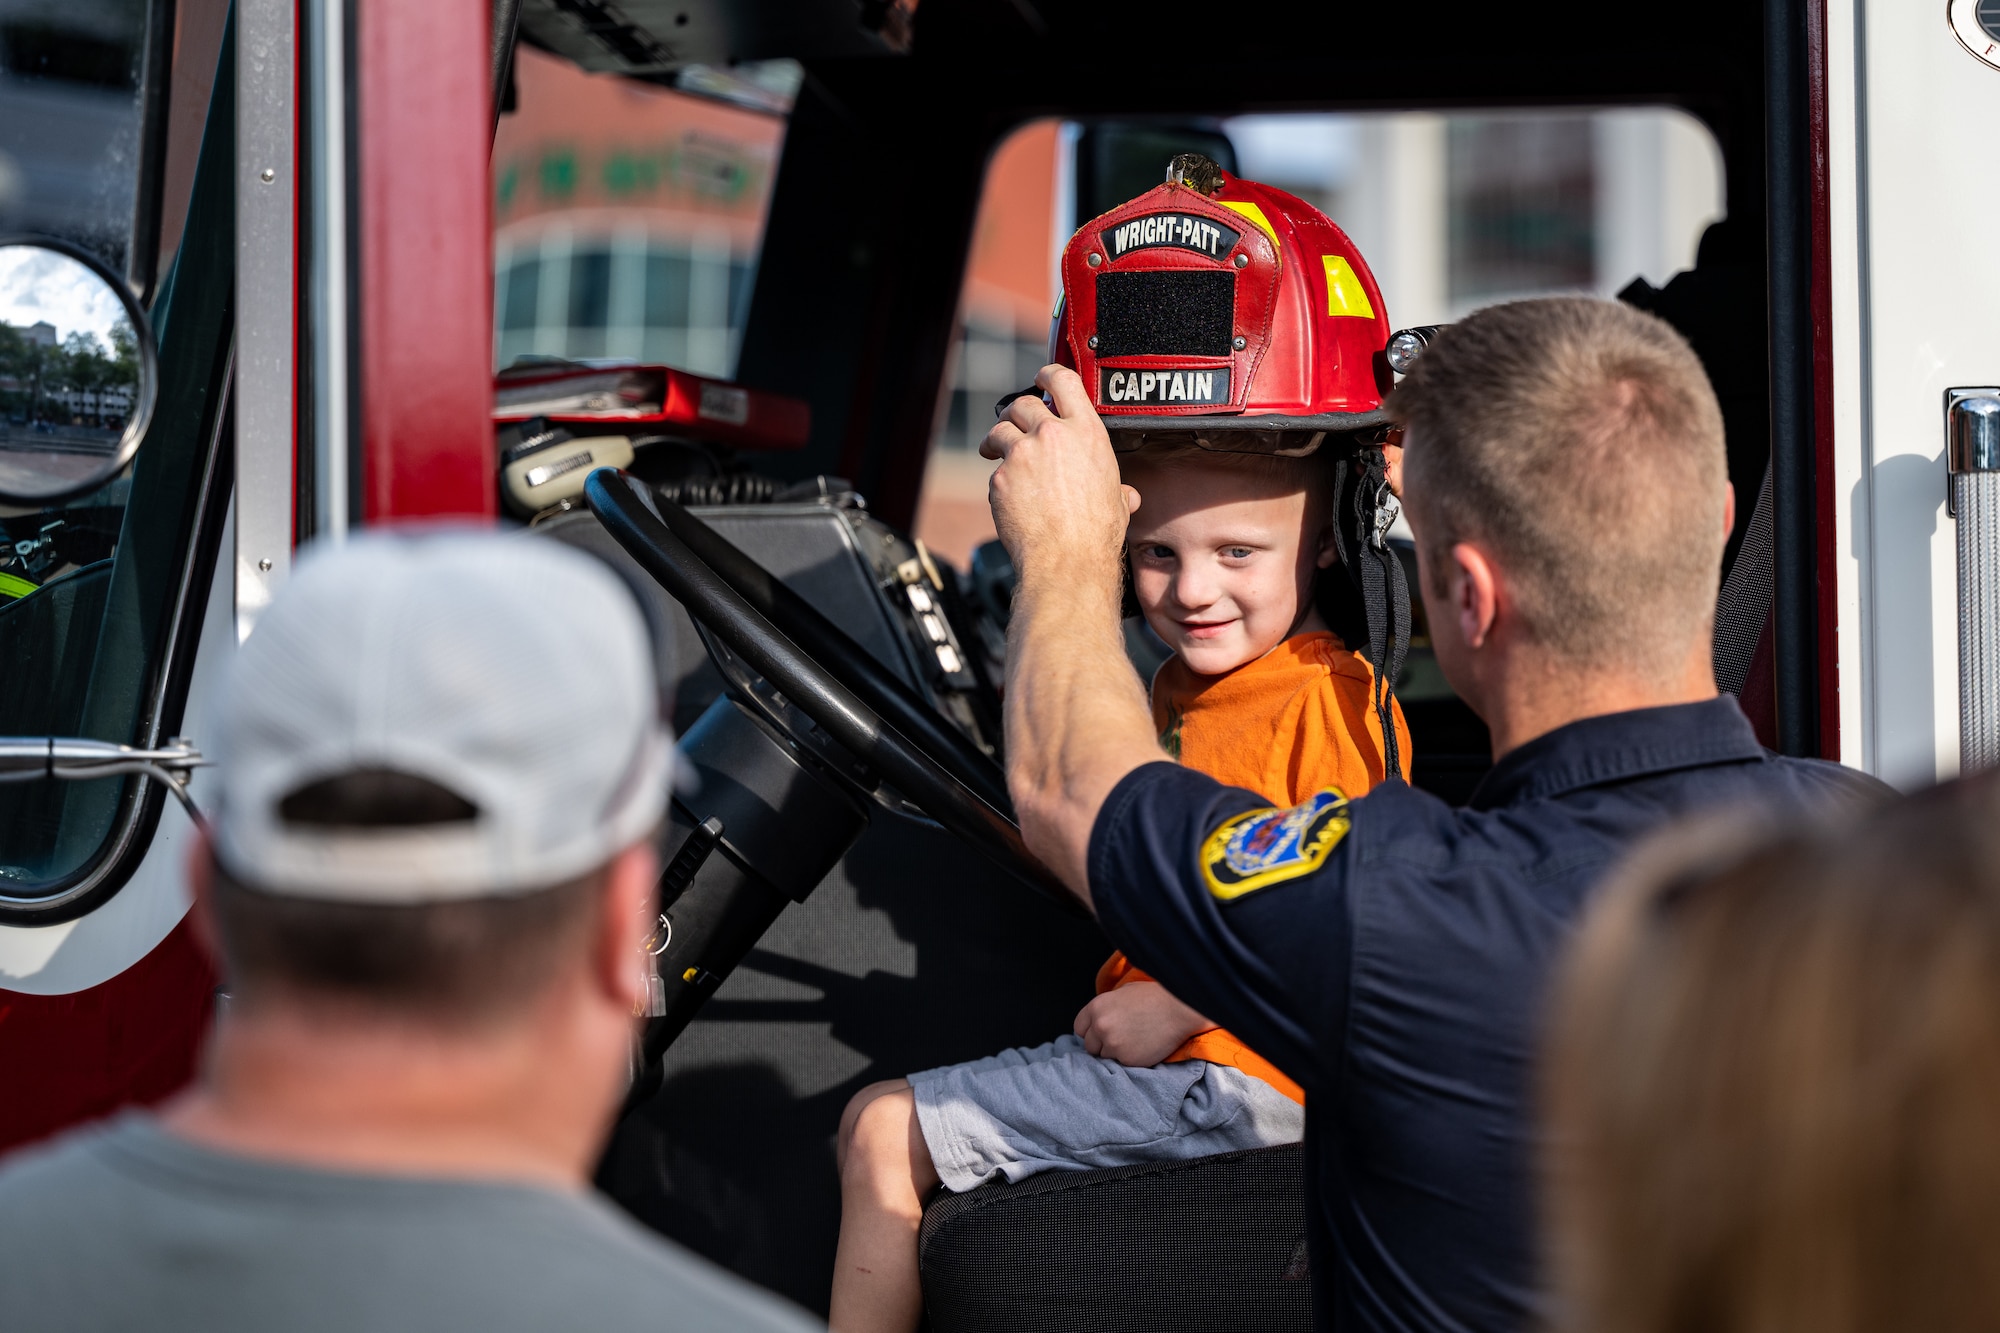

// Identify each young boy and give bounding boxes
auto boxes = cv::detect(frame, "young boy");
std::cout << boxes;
[828,438,1410,1332]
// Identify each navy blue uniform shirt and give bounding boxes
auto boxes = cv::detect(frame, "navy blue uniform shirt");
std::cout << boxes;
[1088,697,1885,1333]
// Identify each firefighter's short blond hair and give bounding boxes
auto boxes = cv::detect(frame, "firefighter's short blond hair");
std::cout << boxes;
[1390,297,1727,678]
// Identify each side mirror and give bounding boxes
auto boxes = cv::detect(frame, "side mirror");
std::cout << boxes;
[0,237,159,505]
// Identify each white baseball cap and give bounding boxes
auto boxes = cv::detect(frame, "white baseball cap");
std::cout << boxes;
[211,529,673,903]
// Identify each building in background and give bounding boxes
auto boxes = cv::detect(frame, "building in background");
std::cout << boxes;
[914,123,1064,564]
[1245,110,1724,327]
[913,110,1724,567]
[491,47,785,376]
[484,84,1722,571]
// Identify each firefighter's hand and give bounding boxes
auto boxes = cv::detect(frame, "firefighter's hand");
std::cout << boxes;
[981,364,1138,572]
[1074,981,1217,1068]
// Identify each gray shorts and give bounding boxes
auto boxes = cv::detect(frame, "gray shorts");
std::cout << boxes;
[908,1034,1304,1194]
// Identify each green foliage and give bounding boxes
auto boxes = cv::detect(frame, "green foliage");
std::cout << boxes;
[0,317,141,426]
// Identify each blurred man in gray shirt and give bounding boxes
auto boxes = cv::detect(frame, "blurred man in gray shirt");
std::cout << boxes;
[0,532,820,1332]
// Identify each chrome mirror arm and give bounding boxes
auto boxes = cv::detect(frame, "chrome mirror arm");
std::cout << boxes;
[0,737,208,823]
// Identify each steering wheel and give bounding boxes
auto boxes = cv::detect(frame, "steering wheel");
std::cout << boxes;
[583,468,1077,913]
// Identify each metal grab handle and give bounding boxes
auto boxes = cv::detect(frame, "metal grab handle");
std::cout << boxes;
[1948,389,2000,771]
[0,736,205,778]
[0,736,207,821]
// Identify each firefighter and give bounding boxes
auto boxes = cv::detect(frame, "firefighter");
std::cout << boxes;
[981,258,1886,1326]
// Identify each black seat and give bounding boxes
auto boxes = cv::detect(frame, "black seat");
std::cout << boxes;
[919,1144,1312,1333]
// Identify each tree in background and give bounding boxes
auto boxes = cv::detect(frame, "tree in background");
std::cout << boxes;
[0,320,139,429]
[0,321,51,425]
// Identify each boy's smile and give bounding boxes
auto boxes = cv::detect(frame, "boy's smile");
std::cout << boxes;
[1122,459,1339,677]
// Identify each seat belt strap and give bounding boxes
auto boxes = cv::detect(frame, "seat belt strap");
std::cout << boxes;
[1345,449,1409,782]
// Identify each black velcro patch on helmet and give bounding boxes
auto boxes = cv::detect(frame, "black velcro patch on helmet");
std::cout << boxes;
[1093,271,1235,358]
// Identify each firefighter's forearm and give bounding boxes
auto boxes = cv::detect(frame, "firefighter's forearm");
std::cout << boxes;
[1003,556,1161,908]
[983,364,1160,903]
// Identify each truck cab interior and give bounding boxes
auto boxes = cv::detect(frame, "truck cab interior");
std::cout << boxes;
[0,0,1823,1326]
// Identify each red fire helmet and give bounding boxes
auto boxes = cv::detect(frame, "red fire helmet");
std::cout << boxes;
[1050,156,1393,435]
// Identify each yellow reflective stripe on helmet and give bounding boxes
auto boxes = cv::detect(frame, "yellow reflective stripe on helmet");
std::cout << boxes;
[1218,200,1277,242]
[1323,256,1376,318]
[0,571,38,600]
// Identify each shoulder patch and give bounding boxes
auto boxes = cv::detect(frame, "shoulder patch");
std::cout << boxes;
[1200,788,1351,901]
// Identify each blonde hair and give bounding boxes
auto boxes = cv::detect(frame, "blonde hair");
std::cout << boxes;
[1391,297,1726,680]
[1541,777,2000,1333]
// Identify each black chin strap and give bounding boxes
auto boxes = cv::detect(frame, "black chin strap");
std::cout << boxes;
[1337,448,1410,783]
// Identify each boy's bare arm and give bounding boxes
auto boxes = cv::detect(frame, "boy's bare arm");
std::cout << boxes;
[1074,982,1216,1068]
[984,366,1164,907]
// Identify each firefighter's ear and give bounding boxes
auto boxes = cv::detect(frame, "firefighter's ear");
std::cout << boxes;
[1449,541,1502,651]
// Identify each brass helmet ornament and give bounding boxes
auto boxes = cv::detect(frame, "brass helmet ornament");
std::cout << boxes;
[1045,153,1395,439]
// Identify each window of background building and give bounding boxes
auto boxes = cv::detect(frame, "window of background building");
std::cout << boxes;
[491,48,788,376]
[913,109,1724,570]
[1447,117,1596,299]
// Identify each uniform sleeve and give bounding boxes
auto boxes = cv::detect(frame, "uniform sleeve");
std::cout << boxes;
[1087,761,1358,1091]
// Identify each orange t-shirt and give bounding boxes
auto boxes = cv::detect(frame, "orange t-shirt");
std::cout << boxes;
[1098,630,1413,1105]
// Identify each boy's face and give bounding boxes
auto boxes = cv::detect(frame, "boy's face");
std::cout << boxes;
[1124,460,1337,677]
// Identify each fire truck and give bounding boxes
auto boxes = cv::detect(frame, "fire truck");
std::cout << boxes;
[0,0,1993,1323]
